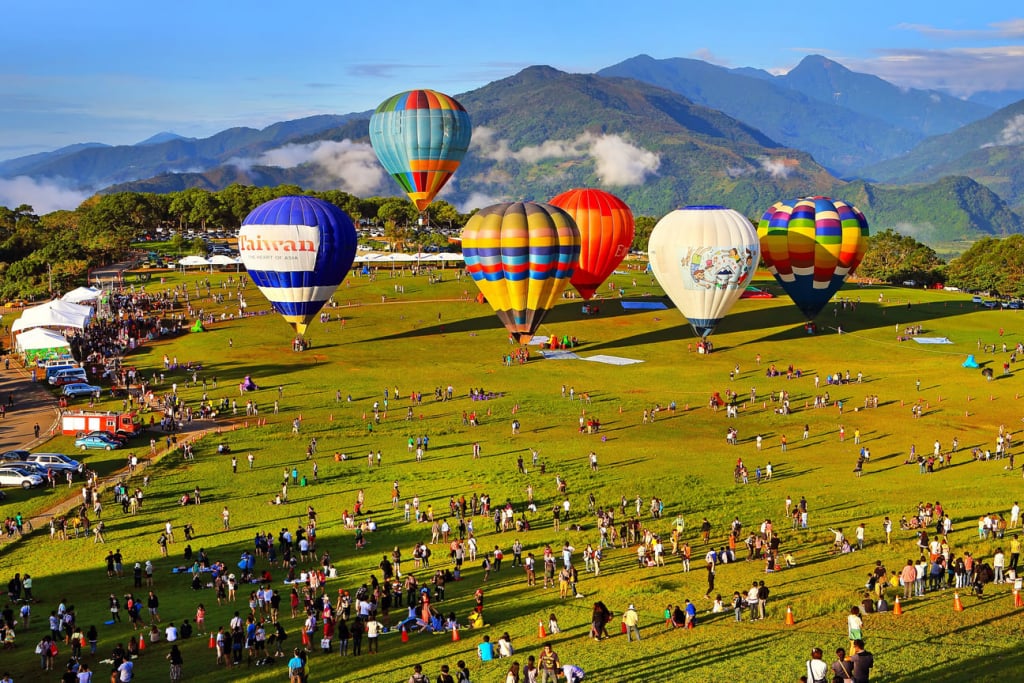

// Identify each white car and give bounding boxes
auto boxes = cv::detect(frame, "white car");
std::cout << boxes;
[23,453,81,473]
[0,466,45,489]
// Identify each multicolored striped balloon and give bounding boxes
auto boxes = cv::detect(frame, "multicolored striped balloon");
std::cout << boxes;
[549,188,635,300]
[369,89,472,212]
[238,196,357,335]
[462,202,581,344]
[757,196,869,320]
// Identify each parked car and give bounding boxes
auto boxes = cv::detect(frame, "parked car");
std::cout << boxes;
[79,430,128,445]
[0,466,45,488]
[972,296,984,303]
[48,369,88,386]
[23,453,82,473]
[62,383,103,398]
[0,450,30,462]
[74,434,121,451]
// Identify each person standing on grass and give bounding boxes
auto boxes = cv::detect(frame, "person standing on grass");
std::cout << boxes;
[621,604,640,641]
[850,639,874,682]
[806,647,829,683]
[222,507,230,530]
[537,643,560,683]
[847,606,863,651]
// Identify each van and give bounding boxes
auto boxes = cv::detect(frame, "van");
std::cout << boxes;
[44,363,79,380]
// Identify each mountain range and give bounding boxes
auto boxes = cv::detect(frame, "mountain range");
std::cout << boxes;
[1,54,1022,241]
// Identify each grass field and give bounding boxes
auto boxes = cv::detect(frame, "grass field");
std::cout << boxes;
[2,264,1023,683]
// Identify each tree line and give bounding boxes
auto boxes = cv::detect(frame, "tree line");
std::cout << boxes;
[0,185,1014,301]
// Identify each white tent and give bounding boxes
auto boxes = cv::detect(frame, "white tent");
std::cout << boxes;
[178,255,211,267]
[378,253,416,263]
[209,254,240,265]
[61,286,103,304]
[437,252,465,262]
[10,299,92,332]
[15,327,70,353]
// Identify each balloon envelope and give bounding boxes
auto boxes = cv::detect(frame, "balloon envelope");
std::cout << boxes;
[238,196,357,335]
[549,188,635,300]
[462,202,581,343]
[369,89,472,212]
[757,196,869,320]
[648,206,760,338]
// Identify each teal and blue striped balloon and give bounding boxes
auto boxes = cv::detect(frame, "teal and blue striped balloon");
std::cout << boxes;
[369,89,472,212]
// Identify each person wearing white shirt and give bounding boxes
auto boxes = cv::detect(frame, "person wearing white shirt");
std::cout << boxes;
[165,623,179,642]
[1011,502,1020,528]
[806,647,829,683]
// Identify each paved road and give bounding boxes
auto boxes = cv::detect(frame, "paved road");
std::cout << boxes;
[0,356,61,453]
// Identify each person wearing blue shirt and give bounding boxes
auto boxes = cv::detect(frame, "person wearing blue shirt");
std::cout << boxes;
[478,635,495,662]
[287,648,305,683]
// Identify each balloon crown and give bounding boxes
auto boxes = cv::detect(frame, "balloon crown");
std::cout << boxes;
[682,205,727,210]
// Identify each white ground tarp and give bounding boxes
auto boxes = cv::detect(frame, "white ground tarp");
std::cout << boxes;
[582,354,645,365]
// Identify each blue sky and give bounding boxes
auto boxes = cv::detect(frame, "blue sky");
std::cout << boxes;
[1,1,1022,159]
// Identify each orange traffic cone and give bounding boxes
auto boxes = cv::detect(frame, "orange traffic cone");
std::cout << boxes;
[893,596,903,616]
[138,635,146,651]
[208,634,216,649]
[451,625,460,642]
[953,591,964,611]
[784,606,795,625]
[538,620,547,638]
[1014,589,1023,608]
[401,627,409,643]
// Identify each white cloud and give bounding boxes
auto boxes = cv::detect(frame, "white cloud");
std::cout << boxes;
[893,221,936,240]
[997,114,1024,146]
[896,20,1024,40]
[846,46,1024,96]
[459,192,504,213]
[690,48,732,66]
[471,127,660,186]
[758,156,798,179]
[0,176,90,213]
[230,140,385,196]
[590,134,660,186]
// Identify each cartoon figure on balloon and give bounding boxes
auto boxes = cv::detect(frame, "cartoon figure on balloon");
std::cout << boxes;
[683,246,755,290]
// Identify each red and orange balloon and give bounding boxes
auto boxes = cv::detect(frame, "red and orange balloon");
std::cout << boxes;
[549,188,635,300]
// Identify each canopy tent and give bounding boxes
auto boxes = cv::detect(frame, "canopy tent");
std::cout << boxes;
[10,299,92,332]
[178,255,211,267]
[61,286,103,304]
[14,327,71,362]
[208,254,241,266]
[436,252,465,262]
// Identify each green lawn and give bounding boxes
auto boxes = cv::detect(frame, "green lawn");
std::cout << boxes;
[2,265,1022,682]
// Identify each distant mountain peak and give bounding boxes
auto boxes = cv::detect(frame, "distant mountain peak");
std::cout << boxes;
[136,131,189,146]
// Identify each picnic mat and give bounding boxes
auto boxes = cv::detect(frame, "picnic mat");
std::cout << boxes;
[582,355,644,365]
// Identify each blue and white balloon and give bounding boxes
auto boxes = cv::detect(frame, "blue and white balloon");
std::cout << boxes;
[238,196,357,335]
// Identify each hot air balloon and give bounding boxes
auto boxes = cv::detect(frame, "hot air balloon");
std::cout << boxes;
[549,188,635,300]
[462,202,581,344]
[757,196,869,320]
[369,89,472,213]
[238,196,357,335]
[648,206,760,338]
